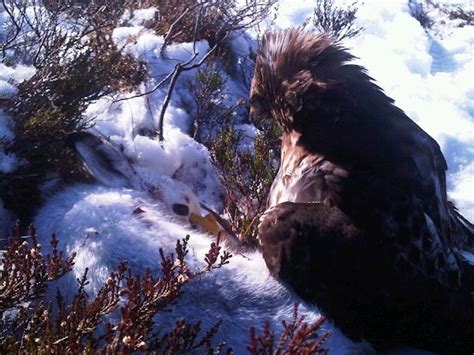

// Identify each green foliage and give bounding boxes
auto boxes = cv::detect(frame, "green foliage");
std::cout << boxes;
[187,65,236,144]
[210,125,277,246]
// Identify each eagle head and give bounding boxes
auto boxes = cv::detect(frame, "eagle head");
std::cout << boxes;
[250,29,354,133]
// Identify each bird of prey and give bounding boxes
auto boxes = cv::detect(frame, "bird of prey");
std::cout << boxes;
[252,29,474,353]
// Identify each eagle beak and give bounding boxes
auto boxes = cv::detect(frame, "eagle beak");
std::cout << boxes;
[189,212,222,236]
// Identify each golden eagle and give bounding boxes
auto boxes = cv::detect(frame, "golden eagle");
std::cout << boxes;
[252,29,474,352]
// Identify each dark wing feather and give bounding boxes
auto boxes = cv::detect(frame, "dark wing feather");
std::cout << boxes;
[304,61,468,252]
[259,201,474,351]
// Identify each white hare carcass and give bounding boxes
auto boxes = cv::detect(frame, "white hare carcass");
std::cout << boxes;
[33,132,361,353]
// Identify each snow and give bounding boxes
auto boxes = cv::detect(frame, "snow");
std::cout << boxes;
[0,63,34,174]
[0,80,16,99]
[121,7,158,27]
[0,63,36,83]
[450,163,474,216]
[0,63,35,104]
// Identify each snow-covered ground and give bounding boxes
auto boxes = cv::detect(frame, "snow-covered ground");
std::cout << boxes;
[0,0,473,352]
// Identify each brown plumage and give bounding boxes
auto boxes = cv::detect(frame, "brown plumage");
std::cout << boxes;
[253,29,474,352]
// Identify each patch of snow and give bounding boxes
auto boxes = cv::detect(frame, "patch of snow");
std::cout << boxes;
[0,151,18,173]
[0,63,35,99]
[0,80,16,99]
[125,7,158,27]
[429,37,456,73]
[449,163,474,220]
[272,3,314,30]
[235,123,260,151]
[89,22,234,210]
[0,63,34,175]
[112,26,145,47]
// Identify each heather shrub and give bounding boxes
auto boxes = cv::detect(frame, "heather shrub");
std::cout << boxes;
[248,304,330,354]
[449,6,474,26]
[146,0,229,45]
[186,64,241,144]
[210,125,277,246]
[312,0,363,40]
[0,230,231,353]
[124,0,275,46]
[0,227,329,353]
[0,224,73,315]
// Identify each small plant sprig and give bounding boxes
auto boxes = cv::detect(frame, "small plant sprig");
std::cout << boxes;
[186,65,236,144]
[248,304,331,355]
[0,224,74,316]
[210,125,277,246]
[312,0,363,41]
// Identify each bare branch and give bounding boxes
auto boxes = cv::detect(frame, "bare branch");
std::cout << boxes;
[160,7,192,55]
[1,0,22,58]
[156,62,184,141]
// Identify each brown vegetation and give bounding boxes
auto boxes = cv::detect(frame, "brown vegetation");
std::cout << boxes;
[0,228,329,353]
[0,230,232,353]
